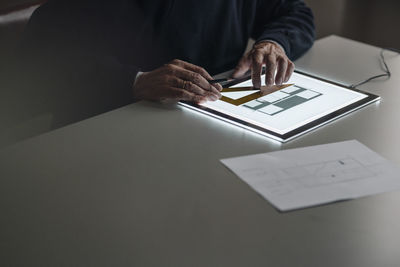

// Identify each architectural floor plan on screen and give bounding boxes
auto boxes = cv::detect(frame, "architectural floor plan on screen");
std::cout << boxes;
[200,72,370,137]
[242,85,322,116]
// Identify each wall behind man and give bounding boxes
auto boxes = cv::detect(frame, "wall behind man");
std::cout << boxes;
[0,0,38,10]
[343,0,400,49]
[0,0,42,70]
[303,0,347,39]
[305,0,400,49]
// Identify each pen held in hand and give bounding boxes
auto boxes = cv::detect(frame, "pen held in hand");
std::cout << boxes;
[208,78,235,84]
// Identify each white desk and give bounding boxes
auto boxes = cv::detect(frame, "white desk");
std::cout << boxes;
[1,36,400,267]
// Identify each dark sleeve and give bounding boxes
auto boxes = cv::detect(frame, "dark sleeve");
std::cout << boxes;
[251,0,315,60]
[14,1,140,124]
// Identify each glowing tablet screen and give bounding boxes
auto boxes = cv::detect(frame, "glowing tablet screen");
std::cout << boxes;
[200,72,368,135]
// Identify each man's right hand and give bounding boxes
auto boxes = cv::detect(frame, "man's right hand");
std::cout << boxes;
[133,59,222,103]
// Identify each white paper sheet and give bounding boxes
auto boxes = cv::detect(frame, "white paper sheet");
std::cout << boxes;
[221,140,400,211]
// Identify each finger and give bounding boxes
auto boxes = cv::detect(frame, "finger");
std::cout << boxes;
[179,78,219,101]
[169,76,220,101]
[284,61,295,83]
[275,58,288,85]
[212,82,223,92]
[170,59,213,80]
[265,55,277,86]
[181,81,219,101]
[170,59,221,92]
[172,67,222,97]
[232,55,251,78]
[176,78,206,96]
[251,51,264,88]
[169,88,209,103]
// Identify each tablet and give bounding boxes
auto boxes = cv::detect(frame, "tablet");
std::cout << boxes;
[179,72,380,142]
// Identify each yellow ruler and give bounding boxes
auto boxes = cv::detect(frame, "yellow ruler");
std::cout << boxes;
[220,84,294,106]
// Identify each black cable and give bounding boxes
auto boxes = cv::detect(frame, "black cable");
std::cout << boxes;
[349,47,400,89]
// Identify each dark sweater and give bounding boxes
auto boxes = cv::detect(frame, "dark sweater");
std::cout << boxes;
[11,0,314,123]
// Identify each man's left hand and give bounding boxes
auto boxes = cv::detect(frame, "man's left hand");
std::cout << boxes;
[232,41,295,88]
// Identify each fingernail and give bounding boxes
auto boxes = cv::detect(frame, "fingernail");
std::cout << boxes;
[213,86,222,92]
[210,94,218,101]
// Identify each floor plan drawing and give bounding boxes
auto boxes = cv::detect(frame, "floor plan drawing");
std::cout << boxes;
[243,85,322,116]
[245,157,376,197]
[220,140,400,211]
[284,157,376,188]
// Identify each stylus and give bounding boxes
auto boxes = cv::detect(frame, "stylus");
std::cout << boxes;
[209,78,235,84]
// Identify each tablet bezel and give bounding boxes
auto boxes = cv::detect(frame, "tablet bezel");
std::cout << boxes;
[179,71,380,142]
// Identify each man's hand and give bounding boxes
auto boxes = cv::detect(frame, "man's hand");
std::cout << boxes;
[232,41,295,88]
[133,59,222,103]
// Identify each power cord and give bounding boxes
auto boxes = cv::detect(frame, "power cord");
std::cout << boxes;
[349,47,400,89]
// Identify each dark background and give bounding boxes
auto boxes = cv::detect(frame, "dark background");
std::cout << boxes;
[305,0,400,49]
[1,0,400,62]
[1,0,400,44]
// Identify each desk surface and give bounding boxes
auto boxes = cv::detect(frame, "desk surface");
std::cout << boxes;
[1,36,400,267]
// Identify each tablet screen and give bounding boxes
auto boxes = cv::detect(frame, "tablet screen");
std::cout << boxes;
[180,72,379,142]
[201,72,368,135]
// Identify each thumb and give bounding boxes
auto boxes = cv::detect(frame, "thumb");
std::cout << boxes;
[232,56,251,78]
